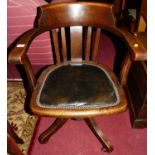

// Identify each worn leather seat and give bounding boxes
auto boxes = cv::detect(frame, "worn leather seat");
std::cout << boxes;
[38,64,120,109]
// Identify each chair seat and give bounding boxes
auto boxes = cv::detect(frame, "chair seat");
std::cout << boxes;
[36,64,120,109]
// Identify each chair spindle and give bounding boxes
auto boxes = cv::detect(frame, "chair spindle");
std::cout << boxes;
[92,28,101,62]
[60,27,68,61]
[85,26,93,61]
[70,26,83,63]
[51,29,61,63]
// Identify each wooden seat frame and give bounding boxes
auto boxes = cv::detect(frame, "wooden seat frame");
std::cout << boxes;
[8,2,146,152]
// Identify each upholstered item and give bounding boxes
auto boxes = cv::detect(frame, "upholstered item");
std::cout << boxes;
[38,64,119,109]
[9,2,145,152]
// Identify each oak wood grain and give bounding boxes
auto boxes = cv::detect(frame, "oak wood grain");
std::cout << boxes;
[7,2,147,152]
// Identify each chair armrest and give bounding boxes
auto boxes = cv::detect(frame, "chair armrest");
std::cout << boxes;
[117,27,147,61]
[111,26,146,86]
[8,28,40,64]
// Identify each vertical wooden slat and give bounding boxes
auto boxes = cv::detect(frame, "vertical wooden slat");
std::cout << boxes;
[92,28,101,62]
[60,27,67,61]
[85,26,92,61]
[70,26,83,62]
[51,29,61,63]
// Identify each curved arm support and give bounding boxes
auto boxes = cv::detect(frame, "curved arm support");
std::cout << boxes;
[8,28,41,90]
[116,27,146,86]
[8,28,40,64]
[107,26,146,85]
[116,27,147,61]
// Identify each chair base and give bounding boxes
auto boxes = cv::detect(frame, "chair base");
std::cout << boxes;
[85,118,113,152]
[39,118,68,144]
[38,118,113,152]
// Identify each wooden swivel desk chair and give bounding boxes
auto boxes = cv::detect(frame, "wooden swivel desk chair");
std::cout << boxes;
[8,2,146,152]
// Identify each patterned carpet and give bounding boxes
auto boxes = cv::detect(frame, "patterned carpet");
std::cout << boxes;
[7,82,38,155]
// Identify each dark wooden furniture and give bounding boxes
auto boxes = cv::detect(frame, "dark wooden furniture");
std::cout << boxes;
[123,0,147,34]
[125,32,147,128]
[8,2,146,152]
[120,0,147,128]
[126,61,147,128]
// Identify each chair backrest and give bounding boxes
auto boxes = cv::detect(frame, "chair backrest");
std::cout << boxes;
[34,2,117,64]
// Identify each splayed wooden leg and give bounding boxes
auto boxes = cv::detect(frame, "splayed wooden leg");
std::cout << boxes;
[85,118,113,152]
[39,118,68,144]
